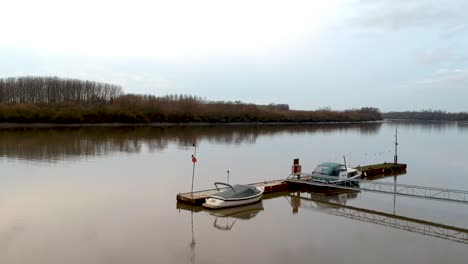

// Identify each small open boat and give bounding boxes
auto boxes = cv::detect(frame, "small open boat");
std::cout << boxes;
[203,182,264,209]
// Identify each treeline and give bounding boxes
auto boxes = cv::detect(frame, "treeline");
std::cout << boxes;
[0,76,123,104]
[0,76,382,124]
[383,110,468,121]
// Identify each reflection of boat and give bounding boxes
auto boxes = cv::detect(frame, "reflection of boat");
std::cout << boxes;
[310,192,358,206]
[177,199,263,231]
[211,201,264,231]
[203,182,264,209]
[289,190,359,213]
[310,162,361,183]
[209,200,264,218]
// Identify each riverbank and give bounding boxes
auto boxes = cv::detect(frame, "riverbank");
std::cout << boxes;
[0,120,387,128]
[383,110,468,121]
[0,101,382,124]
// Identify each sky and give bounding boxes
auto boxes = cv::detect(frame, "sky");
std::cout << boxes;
[1,0,467,112]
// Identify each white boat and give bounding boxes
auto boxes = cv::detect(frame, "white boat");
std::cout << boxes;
[310,162,361,184]
[203,182,264,209]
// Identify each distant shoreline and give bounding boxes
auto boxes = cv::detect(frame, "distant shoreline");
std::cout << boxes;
[1,77,383,124]
[0,120,388,128]
[2,119,466,129]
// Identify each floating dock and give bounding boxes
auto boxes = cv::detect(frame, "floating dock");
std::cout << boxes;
[176,160,408,205]
[177,179,289,205]
[356,163,407,177]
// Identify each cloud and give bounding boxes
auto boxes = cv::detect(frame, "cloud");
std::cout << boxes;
[441,23,468,39]
[414,49,468,65]
[13,55,176,95]
[0,0,343,60]
[350,0,467,30]
[73,70,174,95]
[403,68,468,91]
[415,49,450,64]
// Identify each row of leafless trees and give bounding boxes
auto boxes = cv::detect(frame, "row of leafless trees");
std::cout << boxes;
[0,76,383,123]
[0,76,123,104]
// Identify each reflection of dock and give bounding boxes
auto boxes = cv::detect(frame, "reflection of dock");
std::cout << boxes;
[179,189,468,245]
[286,191,468,245]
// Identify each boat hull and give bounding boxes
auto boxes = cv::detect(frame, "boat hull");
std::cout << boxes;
[311,174,361,184]
[203,188,264,209]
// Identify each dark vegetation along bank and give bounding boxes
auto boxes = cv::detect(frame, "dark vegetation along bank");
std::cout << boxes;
[0,76,382,124]
[383,110,468,121]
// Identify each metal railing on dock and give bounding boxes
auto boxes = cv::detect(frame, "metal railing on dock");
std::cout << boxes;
[285,192,468,245]
[285,173,468,204]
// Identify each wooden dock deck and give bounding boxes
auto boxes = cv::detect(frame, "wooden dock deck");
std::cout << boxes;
[176,161,407,206]
[177,179,289,205]
[355,163,407,177]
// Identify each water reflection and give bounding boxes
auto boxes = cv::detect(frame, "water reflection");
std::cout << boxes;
[211,202,264,231]
[177,201,264,231]
[394,120,458,132]
[179,201,264,264]
[179,184,468,246]
[283,190,468,245]
[458,122,468,131]
[288,191,359,214]
[0,124,381,162]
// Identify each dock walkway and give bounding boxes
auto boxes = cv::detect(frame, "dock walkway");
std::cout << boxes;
[176,162,407,205]
[177,179,288,205]
[285,174,468,204]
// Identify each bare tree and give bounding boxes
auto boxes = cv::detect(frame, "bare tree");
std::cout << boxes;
[0,76,123,104]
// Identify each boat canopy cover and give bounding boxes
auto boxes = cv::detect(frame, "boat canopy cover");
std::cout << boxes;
[312,162,345,177]
[213,185,261,199]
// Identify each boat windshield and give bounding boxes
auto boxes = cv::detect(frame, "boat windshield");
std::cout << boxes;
[213,185,260,199]
[313,165,331,175]
[312,162,343,176]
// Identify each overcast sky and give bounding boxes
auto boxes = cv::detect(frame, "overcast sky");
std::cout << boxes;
[1,0,467,111]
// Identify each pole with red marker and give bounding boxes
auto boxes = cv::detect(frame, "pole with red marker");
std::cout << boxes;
[191,143,197,198]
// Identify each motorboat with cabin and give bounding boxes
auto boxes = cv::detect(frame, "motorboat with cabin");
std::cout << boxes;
[310,162,361,184]
[203,182,264,209]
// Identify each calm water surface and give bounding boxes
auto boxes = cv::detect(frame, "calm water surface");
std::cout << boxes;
[0,122,467,264]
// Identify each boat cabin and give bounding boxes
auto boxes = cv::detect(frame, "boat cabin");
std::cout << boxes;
[312,162,361,179]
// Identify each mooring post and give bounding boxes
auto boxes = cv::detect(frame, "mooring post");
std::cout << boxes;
[292,158,301,179]
[394,123,398,164]
[191,143,197,198]
[393,175,397,214]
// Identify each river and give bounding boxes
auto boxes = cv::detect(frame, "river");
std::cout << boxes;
[0,121,467,263]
